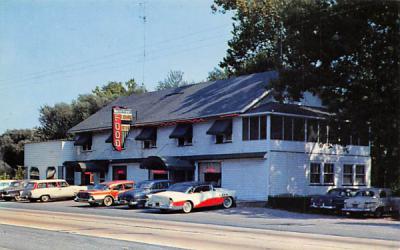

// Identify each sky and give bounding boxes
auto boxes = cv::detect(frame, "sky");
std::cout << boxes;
[0,0,234,134]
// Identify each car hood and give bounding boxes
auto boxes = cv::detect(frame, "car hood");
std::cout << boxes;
[1,186,22,193]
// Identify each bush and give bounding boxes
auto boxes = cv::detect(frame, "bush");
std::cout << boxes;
[0,172,11,180]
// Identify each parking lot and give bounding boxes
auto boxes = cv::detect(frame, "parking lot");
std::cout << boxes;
[1,199,399,242]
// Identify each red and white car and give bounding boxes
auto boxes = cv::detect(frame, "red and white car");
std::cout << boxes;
[146,182,236,213]
[75,180,134,207]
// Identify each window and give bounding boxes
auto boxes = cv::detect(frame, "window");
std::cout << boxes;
[143,139,157,149]
[194,185,211,193]
[323,164,334,185]
[343,164,353,185]
[271,115,283,140]
[250,116,259,140]
[178,137,192,147]
[82,134,92,151]
[328,122,339,144]
[60,182,68,187]
[355,165,366,185]
[113,184,124,191]
[310,163,321,184]
[242,117,249,140]
[307,119,318,142]
[283,117,293,140]
[113,165,127,180]
[260,115,267,140]
[199,162,221,187]
[99,172,106,183]
[47,182,57,188]
[37,183,46,189]
[293,118,305,141]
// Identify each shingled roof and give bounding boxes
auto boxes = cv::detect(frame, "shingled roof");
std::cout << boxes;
[69,71,278,133]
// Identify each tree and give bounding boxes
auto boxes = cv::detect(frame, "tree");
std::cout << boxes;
[207,67,229,81]
[156,70,190,90]
[213,0,400,188]
[14,166,25,180]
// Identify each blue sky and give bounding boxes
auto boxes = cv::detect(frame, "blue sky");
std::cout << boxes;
[0,0,233,133]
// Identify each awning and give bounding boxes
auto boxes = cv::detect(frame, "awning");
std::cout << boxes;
[64,161,108,172]
[74,134,92,146]
[30,167,40,176]
[169,124,192,139]
[140,156,194,171]
[46,167,56,179]
[105,133,112,143]
[206,119,232,136]
[135,127,157,141]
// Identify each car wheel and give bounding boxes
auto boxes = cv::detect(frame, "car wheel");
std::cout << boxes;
[15,195,22,202]
[103,196,114,207]
[182,201,193,213]
[374,207,383,218]
[223,197,234,209]
[40,195,50,202]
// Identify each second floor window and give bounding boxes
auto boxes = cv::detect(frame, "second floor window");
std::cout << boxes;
[135,127,157,149]
[74,133,92,151]
[206,119,232,144]
[242,115,267,141]
[310,163,335,185]
[169,124,193,147]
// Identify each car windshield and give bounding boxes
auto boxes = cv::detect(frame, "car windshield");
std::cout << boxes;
[93,184,109,190]
[167,184,192,193]
[327,189,341,195]
[356,190,375,197]
[135,181,152,189]
[10,182,20,187]
[25,182,36,189]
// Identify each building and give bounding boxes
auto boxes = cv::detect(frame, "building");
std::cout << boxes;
[25,71,371,201]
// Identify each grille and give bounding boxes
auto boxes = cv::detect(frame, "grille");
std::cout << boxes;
[77,192,90,199]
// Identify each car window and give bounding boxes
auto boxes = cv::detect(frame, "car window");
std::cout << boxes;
[113,184,123,191]
[47,182,57,188]
[60,182,69,187]
[194,186,211,193]
[356,190,375,197]
[37,183,46,189]
[168,183,192,193]
[124,183,134,190]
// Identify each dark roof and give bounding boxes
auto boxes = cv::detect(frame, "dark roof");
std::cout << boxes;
[246,102,334,118]
[69,71,277,133]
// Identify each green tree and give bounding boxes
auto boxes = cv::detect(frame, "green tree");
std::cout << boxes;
[156,70,190,90]
[14,166,25,180]
[207,67,229,81]
[213,0,400,187]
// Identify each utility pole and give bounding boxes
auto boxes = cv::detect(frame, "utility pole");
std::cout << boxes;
[139,1,147,86]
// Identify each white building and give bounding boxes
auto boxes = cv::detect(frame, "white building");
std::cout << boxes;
[26,71,371,201]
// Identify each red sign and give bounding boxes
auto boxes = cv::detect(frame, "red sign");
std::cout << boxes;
[112,107,133,151]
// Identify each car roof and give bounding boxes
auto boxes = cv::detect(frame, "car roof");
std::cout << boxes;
[27,179,67,183]
[101,180,134,186]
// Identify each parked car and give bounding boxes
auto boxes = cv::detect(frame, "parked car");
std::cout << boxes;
[342,188,395,217]
[0,180,14,192]
[75,180,134,207]
[0,180,28,201]
[310,188,358,211]
[146,182,236,213]
[20,179,87,202]
[117,180,173,208]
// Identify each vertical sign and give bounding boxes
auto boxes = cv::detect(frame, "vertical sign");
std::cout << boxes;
[112,106,133,151]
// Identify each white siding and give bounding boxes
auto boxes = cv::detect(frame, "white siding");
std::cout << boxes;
[222,159,268,201]
[127,163,148,182]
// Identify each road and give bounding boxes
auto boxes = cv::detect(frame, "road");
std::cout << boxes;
[0,208,399,250]
[0,200,399,249]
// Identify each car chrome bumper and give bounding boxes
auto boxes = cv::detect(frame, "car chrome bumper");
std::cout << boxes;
[310,203,336,209]
[342,208,373,212]
[146,202,182,210]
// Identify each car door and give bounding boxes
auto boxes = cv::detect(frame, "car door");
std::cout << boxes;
[46,182,59,198]
[192,185,215,208]
[59,181,72,198]
[111,184,124,199]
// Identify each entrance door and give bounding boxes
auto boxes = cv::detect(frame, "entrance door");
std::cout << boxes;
[113,165,127,180]
[81,172,94,186]
[151,170,168,180]
[65,166,75,185]
[170,170,194,182]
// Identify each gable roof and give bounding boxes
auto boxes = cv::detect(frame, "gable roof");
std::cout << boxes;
[246,102,335,118]
[69,71,278,133]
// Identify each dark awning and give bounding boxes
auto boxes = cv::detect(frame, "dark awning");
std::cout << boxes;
[64,161,108,172]
[206,119,232,136]
[74,134,91,146]
[135,127,157,141]
[105,133,112,143]
[140,156,194,171]
[30,167,40,176]
[46,167,56,179]
[169,124,192,139]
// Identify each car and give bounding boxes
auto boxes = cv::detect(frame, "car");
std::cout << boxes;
[0,180,14,192]
[0,180,28,201]
[310,188,358,211]
[20,179,87,202]
[117,180,173,208]
[146,182,236,213]
[74,180,134,207]
[342,188,395,217]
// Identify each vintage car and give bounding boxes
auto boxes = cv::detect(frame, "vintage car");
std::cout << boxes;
[310,188,358,211]
[75,180,134,207]
[117,180,173,208]
[146,182,236,213]
[0,180,28,201]
[0,180,14,192]
[20,179,87,202]
[342,188,394,217]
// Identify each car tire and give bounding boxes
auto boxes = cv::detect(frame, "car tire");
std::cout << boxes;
[103,196,114,207]
[182,201,193,213]
[223,197,234,209]
[40,195,50,202]
[374,207,383,218]
[15,195,22,202]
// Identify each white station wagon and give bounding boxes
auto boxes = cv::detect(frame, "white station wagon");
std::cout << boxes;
[20,179,87,202]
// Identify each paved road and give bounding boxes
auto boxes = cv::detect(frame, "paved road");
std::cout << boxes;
[1,200,399,242]
[0,208,399,250]
[0,224,177,250]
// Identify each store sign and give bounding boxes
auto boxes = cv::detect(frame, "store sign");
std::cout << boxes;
[112,106,133,151]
